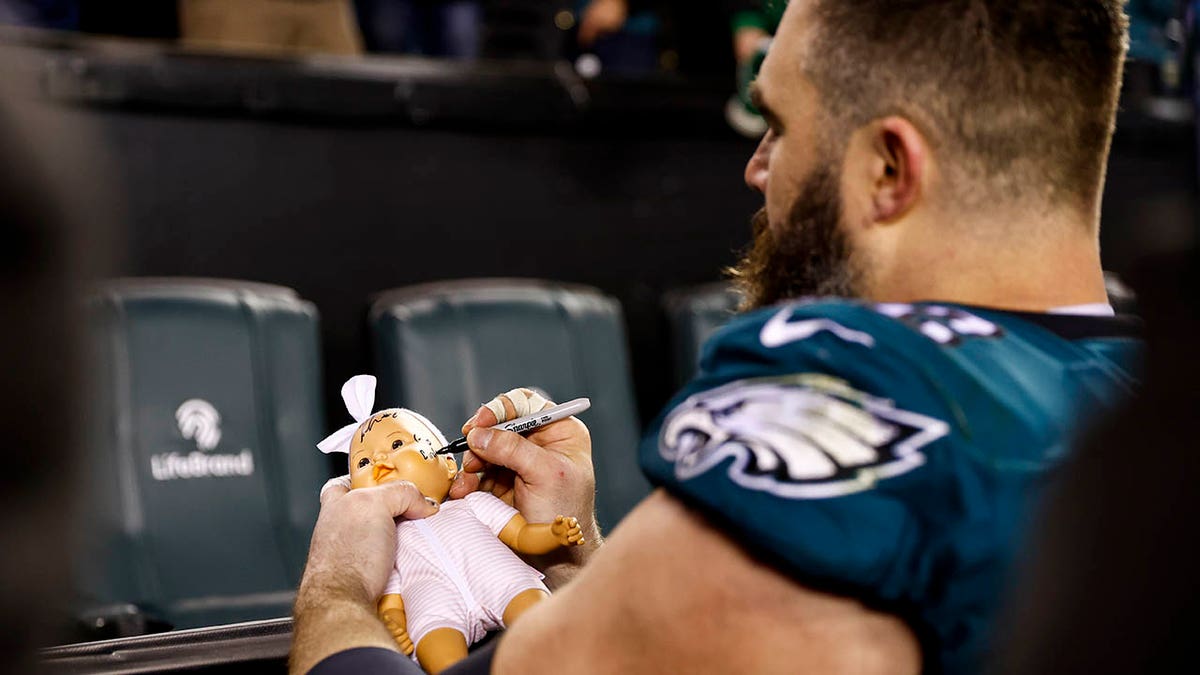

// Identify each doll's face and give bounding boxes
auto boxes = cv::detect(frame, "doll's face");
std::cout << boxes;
[348,411,457,502]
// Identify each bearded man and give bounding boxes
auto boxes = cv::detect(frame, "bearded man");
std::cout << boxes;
[291,2,1140,673]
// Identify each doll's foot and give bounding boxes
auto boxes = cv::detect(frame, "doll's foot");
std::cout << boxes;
[381,609,414,655]
[551,515,586,547]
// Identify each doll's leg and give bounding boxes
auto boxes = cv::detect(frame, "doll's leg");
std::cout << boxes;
[501,588,550,628]
[415,627,469,674]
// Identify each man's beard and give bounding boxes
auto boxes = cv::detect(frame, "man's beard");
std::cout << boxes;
[729,166,863,311]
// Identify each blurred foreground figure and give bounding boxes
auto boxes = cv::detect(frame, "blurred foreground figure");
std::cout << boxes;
[292,2,1140,673]
[990,251,1200,674]
[0,95,81,672]
[179,0,363,56]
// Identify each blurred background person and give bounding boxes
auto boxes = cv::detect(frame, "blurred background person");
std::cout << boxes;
[355,0,481,59]
[574,0,662,75]
[726,0,781,137]
[574,0,780,133]
[0,0,76,30]
[1128,0,1188,93]
[178,0,363,56]
[575,0,625,49]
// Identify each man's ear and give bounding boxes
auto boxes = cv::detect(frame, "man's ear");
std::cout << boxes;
[442,455,458,478]
[867,116,927,223]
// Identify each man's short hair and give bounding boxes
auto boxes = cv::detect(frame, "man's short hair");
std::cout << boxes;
[805,0,1129,214]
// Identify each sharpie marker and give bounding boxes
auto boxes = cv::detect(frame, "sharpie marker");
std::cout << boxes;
[436,398,591,455]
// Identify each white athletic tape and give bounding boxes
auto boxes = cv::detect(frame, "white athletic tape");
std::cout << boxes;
[483,388,552,423]
[526,390,550,413]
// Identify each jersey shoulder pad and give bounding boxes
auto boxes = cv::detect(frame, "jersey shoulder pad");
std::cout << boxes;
[697,299,914,380]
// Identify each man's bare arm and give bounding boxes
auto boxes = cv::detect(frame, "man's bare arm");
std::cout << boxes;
[493,490,922,674]
[292,589,399,675]
[289,481,438,674]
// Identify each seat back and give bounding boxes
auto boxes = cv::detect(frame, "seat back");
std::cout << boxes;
[80,279,326,630]
[664,282,741,386]
[369,279,647,532]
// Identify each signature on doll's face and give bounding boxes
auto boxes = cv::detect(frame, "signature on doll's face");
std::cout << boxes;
[354,434,427,480]
[348,413,458,496]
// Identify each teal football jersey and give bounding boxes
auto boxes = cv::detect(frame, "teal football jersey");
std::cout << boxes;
[639,300,1141,673]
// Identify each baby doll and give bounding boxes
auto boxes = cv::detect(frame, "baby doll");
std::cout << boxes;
[318,375,584,674]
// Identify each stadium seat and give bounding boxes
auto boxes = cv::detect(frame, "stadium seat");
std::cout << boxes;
[663,282,742,386]
[78,278,327,635]
[369,279,648,532]
[1104,271,1139,315]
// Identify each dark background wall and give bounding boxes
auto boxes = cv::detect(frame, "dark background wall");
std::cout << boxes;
[104,114,761,424]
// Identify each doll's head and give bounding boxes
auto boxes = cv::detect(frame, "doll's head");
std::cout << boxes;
[318,375,459,501]
[347,409,458,501]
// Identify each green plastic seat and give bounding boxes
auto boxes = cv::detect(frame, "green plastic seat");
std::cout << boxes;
[79,278,327,633]
[369,279,648,533]
[663,282,742,387]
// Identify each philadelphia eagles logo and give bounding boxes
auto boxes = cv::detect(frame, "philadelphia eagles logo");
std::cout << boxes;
[659,376,950,499]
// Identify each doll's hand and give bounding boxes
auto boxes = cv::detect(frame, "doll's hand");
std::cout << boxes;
[551,515,586,547]
[380,609,414,655]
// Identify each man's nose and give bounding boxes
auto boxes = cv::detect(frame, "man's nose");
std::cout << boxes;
[745,133,771,193]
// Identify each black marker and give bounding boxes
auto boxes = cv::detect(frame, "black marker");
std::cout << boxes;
[436,398,591,455]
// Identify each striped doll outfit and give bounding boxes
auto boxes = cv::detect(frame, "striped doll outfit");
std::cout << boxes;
[385,491,549,650]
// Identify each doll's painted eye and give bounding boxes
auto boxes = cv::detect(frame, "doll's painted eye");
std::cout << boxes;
[392,440,403,450]
[357,457,370,469]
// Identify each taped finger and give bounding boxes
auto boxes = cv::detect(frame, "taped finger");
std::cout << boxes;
[483,387,554,423]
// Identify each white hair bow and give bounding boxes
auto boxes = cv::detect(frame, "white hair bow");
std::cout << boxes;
[317,374,448,455]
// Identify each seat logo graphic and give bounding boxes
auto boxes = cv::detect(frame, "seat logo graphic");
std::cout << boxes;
[151,400,254,481]
[175,399,222,451]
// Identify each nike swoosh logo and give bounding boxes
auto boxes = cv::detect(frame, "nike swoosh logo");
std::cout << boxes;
[759,307,876,349]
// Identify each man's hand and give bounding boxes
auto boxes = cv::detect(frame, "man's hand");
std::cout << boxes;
[448,388,601,587]
[301,480,438,603]
[289,481,438,674]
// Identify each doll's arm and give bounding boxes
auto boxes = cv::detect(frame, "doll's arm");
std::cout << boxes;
[377,594,414,656]
[498,513,587,555]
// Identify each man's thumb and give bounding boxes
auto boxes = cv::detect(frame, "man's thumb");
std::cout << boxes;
[375,480,440,520]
